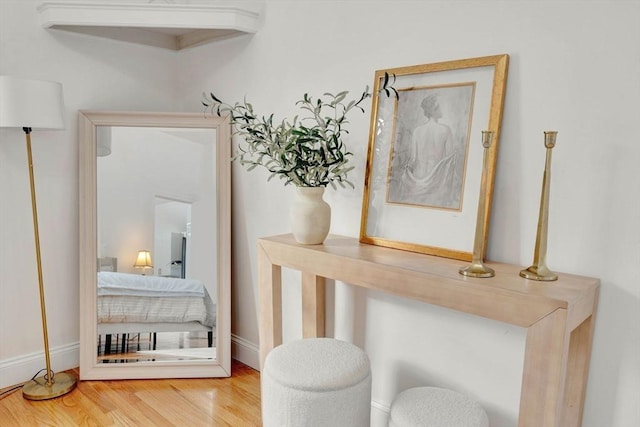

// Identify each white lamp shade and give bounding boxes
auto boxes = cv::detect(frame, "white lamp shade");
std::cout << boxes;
[134,250,153,268]
[0,76,65,129]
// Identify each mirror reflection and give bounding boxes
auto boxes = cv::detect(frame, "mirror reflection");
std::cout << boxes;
[95,126,217,364]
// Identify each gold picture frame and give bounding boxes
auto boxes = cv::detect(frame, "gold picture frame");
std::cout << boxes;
[359,54,509,261]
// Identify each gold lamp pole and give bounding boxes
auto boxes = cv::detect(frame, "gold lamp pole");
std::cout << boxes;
[460,131,495,278]
[520,131,558,281]
[0,76,77,400]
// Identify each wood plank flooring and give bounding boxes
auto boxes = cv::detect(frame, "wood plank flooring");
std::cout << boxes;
[0,360,262,426]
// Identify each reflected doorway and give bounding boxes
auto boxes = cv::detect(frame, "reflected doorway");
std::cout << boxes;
[154,197,191,279]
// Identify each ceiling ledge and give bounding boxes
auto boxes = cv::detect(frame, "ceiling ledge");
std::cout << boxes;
[37,1,262,50]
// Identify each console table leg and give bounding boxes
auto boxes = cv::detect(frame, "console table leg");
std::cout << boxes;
[520,308,570,427]
[258,245,282,369]
[302,273,325,338]
[560,288,599,427]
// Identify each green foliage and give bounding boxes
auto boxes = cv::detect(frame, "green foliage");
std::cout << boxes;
[203,74,397,188]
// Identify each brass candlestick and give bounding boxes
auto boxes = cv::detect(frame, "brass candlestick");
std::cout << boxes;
[520,131,558,281]
[459,131,495,278]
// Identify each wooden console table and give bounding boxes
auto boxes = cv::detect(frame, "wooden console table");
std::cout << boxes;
[257,234,599,427]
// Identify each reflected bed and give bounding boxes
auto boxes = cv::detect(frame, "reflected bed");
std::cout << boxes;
[96,271,216,350]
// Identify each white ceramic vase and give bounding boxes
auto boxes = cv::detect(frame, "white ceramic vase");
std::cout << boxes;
[291,187,331,244]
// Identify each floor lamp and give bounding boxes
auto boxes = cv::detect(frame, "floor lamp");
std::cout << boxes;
[0,76,77,400]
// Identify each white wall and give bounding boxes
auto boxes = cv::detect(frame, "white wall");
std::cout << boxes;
[0,0,180,384]
[97,127,210,274]
[154,201,189,277]
[0,1,638,426]
[176,1,640,426]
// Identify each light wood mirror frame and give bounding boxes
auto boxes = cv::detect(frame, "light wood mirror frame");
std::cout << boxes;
[78,111,231,380]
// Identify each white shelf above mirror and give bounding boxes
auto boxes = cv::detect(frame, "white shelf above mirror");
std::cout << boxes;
[37,1,262,50]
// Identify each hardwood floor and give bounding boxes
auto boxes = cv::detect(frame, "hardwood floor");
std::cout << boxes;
[0,360,262,426]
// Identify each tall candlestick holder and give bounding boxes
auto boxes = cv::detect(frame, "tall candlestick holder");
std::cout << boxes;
[459,131,495,278]
[520,131,558,281]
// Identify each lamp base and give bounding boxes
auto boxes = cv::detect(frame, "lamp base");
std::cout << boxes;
[22,372,77,401]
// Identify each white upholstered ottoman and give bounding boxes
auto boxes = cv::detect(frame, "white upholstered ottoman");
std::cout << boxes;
[388,387,489,427]
[261,338,372,427]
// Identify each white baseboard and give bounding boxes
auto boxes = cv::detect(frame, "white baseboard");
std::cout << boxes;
[231,333,260,371]
[1,336,260,388]
[0,342,79,389]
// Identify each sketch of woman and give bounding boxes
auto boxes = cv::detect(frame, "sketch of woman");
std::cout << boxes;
[398,94,458,207]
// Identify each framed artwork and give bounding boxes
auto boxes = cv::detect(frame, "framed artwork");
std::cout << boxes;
[359,54,509,261]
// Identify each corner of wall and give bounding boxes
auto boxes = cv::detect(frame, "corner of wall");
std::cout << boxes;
[231,333,260,371]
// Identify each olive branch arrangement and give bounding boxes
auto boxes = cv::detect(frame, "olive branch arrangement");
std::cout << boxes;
[202,73,398,188]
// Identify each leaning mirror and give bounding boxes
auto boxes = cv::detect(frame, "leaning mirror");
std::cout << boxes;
[78,111,231,379]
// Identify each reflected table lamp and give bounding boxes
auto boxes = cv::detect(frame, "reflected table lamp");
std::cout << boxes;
[134,250,153,275]
[0,76,77,400]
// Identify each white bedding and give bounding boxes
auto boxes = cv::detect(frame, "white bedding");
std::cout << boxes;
[96,272,216,328]
[97,272,205,297]
[97,295,215,327]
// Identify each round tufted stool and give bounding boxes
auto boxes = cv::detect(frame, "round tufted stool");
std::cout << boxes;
[388,387,489,427]
[261,338,372,427]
